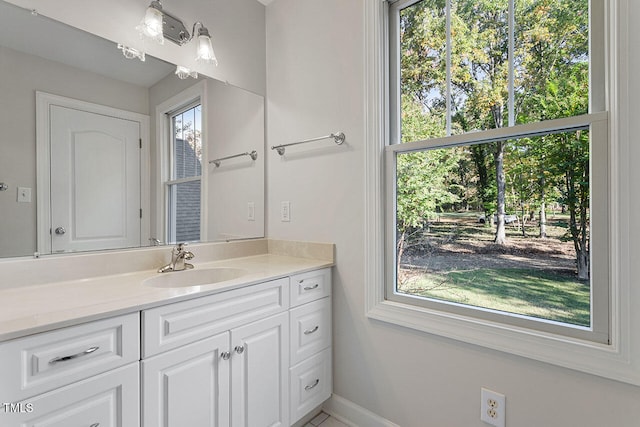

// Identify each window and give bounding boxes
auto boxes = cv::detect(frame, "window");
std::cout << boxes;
[386,0,608,342]
[165,101,203,243]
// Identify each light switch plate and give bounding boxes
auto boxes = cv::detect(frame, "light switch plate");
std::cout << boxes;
[17,187,31,203]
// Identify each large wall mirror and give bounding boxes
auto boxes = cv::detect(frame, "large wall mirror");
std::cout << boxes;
[0,0,265,258]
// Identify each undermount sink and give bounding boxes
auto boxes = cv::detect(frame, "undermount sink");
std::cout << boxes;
[143,267,247,288]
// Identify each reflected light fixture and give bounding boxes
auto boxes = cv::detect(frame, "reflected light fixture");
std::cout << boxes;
[117,44,146,61]
[137,1,218,65]
[175,65,198,80]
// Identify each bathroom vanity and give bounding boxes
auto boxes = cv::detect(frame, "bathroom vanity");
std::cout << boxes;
[0,240,333,427]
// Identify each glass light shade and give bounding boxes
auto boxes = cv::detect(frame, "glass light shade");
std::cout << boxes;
[196,33,217,65]
[117,44,146,61]
[175,66,198,80]
[137,6,164,44]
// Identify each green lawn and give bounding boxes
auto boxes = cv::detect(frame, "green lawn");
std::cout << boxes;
[398,268,590,326]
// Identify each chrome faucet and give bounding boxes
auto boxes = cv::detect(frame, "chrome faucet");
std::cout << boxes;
[158,243,194,273]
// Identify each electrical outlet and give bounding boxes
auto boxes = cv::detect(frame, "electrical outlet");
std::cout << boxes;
[280,201,291,222]
[481,388,505,427]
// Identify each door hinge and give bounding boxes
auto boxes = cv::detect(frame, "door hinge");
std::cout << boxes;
[140,209,143,219]
[139,138,142,149]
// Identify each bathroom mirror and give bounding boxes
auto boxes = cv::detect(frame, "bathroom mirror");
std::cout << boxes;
[0,0,265,258]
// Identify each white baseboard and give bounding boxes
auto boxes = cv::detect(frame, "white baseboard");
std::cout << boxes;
[322,394,400,427]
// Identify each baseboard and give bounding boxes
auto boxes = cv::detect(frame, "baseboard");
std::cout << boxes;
[322,394,400,427]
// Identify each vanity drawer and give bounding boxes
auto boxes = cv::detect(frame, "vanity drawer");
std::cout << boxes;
[289,297,331,365]
[0,313,139,402]
[289,268,331,308]
[289,348,332,425]
[5,362,139,427]
[142,278,289,357]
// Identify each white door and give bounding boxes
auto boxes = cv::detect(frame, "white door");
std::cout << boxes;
[50,105,141,253]
[142,333,231,427]
[231,312,289,427]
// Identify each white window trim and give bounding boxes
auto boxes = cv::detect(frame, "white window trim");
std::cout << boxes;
[154,81,208,244]
[364,0,640,385]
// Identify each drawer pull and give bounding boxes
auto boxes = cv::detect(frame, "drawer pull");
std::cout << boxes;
[303,283,319,291]
[89,423,100,427]
[305,379,320,391]
[221,351,231,360]
[304,326,319,335]
[234,345,245,354]
[49,346,99,365]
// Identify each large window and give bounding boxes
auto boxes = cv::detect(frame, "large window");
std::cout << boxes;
[387,0,608,341]
[165,102,203,243]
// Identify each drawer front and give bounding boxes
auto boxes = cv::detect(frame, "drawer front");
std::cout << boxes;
[0,313,140,402]
[289,268,331,308]
[289,348,332,425]
[2,363,139,427]
[289,297,331,366]
[143,278,289,357]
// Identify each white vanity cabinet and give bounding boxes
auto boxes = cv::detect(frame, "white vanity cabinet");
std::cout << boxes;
[0,313,140,427]
[288,268,333,424]
[141,278,291,427]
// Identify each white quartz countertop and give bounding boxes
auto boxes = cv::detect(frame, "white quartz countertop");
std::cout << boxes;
[0,253,333,342]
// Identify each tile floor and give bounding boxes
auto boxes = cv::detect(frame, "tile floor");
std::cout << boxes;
[305,411,350,427]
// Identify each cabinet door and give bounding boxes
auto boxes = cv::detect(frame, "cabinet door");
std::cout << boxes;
[4,363,139,427]
[142,333,230,427]
[231,312,289,427]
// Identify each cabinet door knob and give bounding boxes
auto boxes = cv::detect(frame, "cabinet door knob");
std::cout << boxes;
[54,226,66,235]
[221,351,231,360]
[234,345,245,354]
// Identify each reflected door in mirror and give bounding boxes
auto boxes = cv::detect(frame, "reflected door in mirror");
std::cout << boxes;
[50,106,141,253]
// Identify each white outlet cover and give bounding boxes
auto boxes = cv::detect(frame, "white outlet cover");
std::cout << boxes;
[481,388,505,427]
[281,201,291,222]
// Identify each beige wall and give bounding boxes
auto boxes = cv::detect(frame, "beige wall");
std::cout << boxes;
[0,45,149,258]
[265,0,640,426]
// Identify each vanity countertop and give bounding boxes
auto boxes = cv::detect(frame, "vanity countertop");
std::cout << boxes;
[0,253,333,342]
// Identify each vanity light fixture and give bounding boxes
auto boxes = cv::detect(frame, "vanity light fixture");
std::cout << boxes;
[117,44,146,61]
[137,1,218,65]
[175,65,198,80]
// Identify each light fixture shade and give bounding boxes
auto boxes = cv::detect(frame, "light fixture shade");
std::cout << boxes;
[175,65,198,80]
[137,3,164,44]
[195,28,217,65]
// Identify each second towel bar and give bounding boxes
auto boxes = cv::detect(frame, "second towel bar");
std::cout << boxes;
[271,132,345,156]
[209,150,258,167]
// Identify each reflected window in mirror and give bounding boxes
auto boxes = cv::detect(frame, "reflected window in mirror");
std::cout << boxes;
[166,101,202,243]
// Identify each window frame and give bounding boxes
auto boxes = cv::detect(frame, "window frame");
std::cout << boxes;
[154,81,208,245]
[363,0,640,385]
[166,100,203,243]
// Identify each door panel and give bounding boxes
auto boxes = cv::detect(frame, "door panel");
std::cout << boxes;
[50,105,141,253]
[231,312,289,427]
[142,333,230,427]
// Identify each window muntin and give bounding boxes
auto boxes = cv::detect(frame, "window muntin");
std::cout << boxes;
[387,0,608,342]
[165,102,203,243]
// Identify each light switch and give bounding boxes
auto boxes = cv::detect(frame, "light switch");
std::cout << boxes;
[17,187,31,203]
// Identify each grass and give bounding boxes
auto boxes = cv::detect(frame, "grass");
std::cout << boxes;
[399,268,590,326]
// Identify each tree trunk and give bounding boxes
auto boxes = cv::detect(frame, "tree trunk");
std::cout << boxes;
[494,140,506,245]
[396,231,406,285]
[539,200,547,239]
[576,248,589,280]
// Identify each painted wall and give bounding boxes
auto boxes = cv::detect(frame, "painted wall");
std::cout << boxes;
[0,45,149,258]
[265,0,640,426]
[5,0,266,95]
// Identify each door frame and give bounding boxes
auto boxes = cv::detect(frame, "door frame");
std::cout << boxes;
[35,91,150,254]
